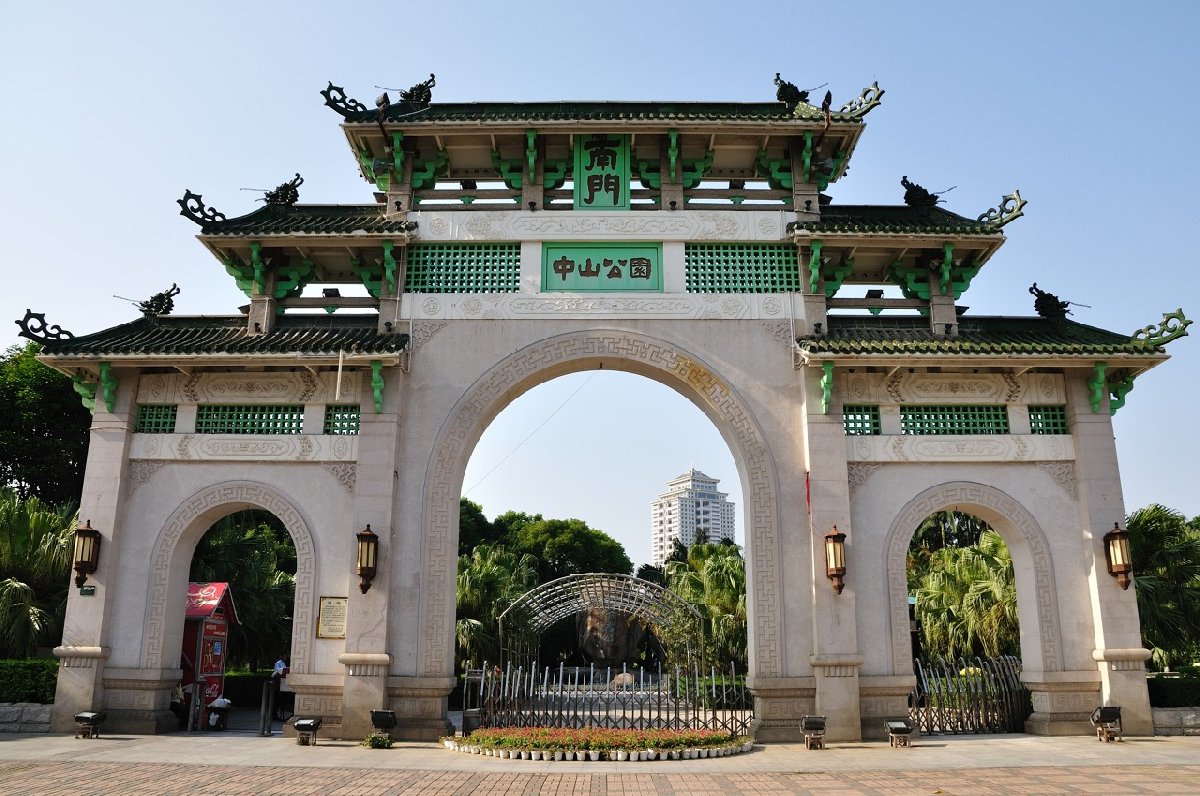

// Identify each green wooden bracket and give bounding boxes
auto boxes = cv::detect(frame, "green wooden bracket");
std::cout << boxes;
[352,257,383,298]
[491,149,524,190]
[370,360,385,413]
[800,131,813,183]
[949,255,982,300]
[410,149,449,190]
[273,257,314,300]
[890,259,932,301]
[250,242,267,293]
[824,255,853,298]
[381,241,398,295]
[815,149,847,191]
[98,362,117,413]
[389,132,404,175]
[1109,376,1135,415]
[679,150,714,189]
[756,148,793,191]
[1087,362,1108,413]
[808,240,824,293]
[668,129,678,181]
[357,148,390,192]
[820,362,835,414]
[72,373,97,414]
[460,196,475,204]
[222,255,255,297]
[526,129,537,180]
[637,159,663,190]
[939,243,954,295]
[543,158,569,191]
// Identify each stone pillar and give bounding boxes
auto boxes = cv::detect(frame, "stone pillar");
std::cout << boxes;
[747,677,816,741]
[338,653,391,739]
[386,676,455,740]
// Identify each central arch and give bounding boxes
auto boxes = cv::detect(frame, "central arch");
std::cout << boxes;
[421,329,784,679]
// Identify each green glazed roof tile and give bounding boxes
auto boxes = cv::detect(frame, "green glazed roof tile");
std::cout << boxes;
[197,204,403,236]
[796,205,997,235]
[348,101,846,125]
[40,315,407,357]
[798,316,1161,357]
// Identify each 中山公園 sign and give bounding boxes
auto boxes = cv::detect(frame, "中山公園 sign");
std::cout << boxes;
[542,243,662,292]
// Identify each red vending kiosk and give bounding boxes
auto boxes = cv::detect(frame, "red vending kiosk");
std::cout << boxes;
[182,582,240,730]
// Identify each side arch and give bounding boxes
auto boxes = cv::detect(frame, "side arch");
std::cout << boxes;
[141,480,318,675]
[420,329,783,677]
[884,481,1063,674]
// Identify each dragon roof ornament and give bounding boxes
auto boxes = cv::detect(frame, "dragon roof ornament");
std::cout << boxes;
[837,81,885,118]
[15,309,74,344]
[320,82,368,118]
[1132,309,1191,347]
[177,190,226,226]
[977,190,1027,228]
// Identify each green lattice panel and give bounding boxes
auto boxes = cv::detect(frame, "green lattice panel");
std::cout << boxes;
[195,405,304,435]
[406,243,521,292]
[842,405,881,435]
[324,405,361,435]
[685,244,801,292]
[900,405,1009,435]
[1029,405,1069,435]
[135,404,177,433]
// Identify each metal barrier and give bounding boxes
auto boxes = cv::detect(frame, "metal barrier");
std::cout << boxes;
[910,655,1031,735]
[465,661,754,737]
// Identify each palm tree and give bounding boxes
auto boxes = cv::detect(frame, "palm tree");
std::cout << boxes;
[1126,504,1200,670]
[914,530,1018,660]
[665,542,747,667]
[0,489,76,658]
[455,544,538,669]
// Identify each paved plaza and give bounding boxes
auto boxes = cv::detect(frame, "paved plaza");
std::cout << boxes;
[2,728,1198,795]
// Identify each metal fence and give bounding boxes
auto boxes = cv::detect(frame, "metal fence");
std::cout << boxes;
[464,661,754,737]
[910,655,1031,734]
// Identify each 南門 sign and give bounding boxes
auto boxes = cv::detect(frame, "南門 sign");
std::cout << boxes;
[542,243,662,291]
[574,134,630,210]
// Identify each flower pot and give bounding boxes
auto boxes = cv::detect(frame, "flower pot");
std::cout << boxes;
[742,741,753,752]
[669,749,680,760]
[553,750,564,761]
[518,750,528,759]
[614,750,628,761]
[531,750,543,760]
[587,750,600,761]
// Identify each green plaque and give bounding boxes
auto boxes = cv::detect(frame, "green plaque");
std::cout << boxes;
[573,134,629,210]
[542,243,662,292]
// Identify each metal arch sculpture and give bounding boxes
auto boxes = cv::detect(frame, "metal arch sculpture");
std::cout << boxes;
[497,573,703,664]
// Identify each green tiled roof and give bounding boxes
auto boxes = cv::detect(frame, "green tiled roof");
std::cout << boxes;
[197,205,402,237]
[798,316,1161,357]
[349,101,845,126]
[39,315,407,357]
[795,205,997,235]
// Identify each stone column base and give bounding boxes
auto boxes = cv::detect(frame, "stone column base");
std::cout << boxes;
[99,669,179,735]
[338,653,391,741]
[386,675,455,740]
[745,676,816,741]
[811,654,864,742]
[859,675,916,741]
[49,646,109,732]
[1023,672,1100,736]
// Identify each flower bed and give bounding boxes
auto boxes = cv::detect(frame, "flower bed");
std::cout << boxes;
[441,727,753,761]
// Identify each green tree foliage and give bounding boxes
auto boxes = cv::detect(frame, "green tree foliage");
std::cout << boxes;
[913,529,1018,660]
[455,544,538,669]
[907,510,991,592]
[189,511,295,671]
[0,489,75,658]
[665,542,747,667]
[492,510,542,543]
[459,498,499,556]
[1126,504,1200,670]
[0,343,92,506]
[635,563,665,586]
[511,518,633,583]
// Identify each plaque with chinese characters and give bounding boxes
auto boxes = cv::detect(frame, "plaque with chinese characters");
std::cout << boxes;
[573,133,630,210]
[542,243,662,292]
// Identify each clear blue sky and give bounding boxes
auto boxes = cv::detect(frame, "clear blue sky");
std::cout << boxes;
[3,2,1197,568]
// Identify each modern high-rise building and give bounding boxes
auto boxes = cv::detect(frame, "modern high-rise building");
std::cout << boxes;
[650,469,737,565]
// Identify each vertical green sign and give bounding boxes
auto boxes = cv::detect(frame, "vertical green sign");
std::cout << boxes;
[573,134,630,211]
[542,243,662,291]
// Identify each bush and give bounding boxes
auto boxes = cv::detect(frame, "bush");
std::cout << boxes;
[361,731,394,749]
[1148,674,1200,708]
[0,659,58,703]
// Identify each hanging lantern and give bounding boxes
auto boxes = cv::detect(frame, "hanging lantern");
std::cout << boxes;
[824,525,847,595]
[73,520,102,588]
[356,524,379,593]
[1103,522,1133,590]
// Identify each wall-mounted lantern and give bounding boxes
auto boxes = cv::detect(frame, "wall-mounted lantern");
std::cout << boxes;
[73,520,102,588]
[824,525,847,595]
[1103,522,1133,590]
[356,524,379,593]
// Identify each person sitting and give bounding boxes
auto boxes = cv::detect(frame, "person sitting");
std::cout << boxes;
[206,694,232,730]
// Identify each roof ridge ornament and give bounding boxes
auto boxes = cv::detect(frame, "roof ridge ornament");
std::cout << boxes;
[320,82,368,118]
[838,81,885,118]
[901,176,941,207]
[15,309,74,343]
[1132,309,1191,347]
[260,173,303,208]
[177,190,226,226]
[976,190,1027,228]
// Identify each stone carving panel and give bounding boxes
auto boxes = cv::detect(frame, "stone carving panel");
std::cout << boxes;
[128,461,166,493]
[843,373,1066,405]
[848,435,1073,462]
[425,331,782,677]
[1036,461,1078,499]
[128,434,358,463]
[884,482,1063,674]
[416,209,788,241]
[323,463,357,492]
[142,482,318,677]
[137,372,360,404]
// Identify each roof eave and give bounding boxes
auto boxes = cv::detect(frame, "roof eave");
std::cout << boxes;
[37,350,406,375]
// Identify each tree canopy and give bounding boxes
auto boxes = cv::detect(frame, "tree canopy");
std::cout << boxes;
[510,517,633,583]
[0,489,76,658]
[0,343,92,506]
[1126,504,1200,669]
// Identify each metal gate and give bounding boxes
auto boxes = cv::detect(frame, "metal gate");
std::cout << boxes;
[909,656,1031,734]
[464,661,754,736]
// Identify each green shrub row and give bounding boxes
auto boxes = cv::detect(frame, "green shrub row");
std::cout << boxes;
[1148,675,1200,708]
[0,659,58,703]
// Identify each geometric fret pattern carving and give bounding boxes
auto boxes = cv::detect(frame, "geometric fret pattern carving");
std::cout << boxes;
[141,481,317,677]
[884,481,1063,674]
[424,330,781,678]
[1036,461,1077,499]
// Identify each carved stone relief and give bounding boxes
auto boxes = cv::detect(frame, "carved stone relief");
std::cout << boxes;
[128,434,357,463]
[848,435,1073,463]
[137,372,361,404]
[845,372,1065,406]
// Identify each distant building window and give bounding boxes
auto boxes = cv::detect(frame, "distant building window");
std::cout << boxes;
[843,405,881,435]
[135,404,177,433]
[195,405,304,435]
[1028,405,1069,435]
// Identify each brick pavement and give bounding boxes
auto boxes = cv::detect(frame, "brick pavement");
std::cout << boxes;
[3,761,1200,795]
